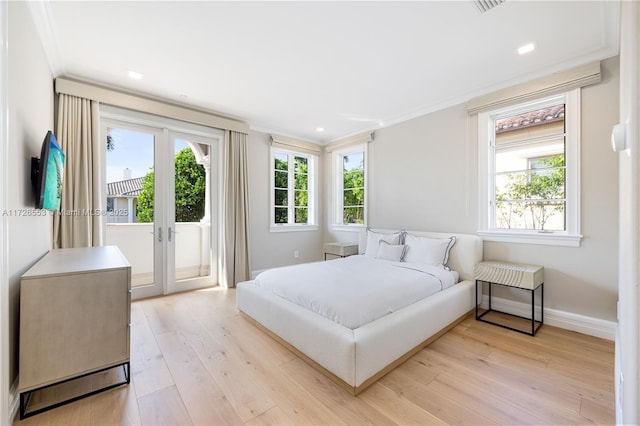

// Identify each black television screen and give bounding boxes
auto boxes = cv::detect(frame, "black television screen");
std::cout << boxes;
[32,131,65,211]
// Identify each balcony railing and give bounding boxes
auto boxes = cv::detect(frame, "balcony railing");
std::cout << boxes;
[106,222,212,287]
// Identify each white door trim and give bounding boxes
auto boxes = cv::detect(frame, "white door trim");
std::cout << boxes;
[616,1,639,423]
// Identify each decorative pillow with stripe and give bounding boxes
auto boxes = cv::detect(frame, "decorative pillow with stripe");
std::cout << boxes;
[403,234,456,268]
[364,229,405,257]
[375,240,408,262]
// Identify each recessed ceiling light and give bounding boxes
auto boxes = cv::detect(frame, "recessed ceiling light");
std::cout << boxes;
[128,71,143,80]
[517,42,536,55]
[316,127,325,132]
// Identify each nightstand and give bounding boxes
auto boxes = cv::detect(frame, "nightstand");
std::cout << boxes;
[474,260,544,336]
[323,242,358,260]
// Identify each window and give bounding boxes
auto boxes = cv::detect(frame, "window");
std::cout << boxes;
[478,89,581,246]
[271,148,317,231]
[333,144,367,228]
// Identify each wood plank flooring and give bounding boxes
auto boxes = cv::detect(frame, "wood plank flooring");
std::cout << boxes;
[13,287,615,425]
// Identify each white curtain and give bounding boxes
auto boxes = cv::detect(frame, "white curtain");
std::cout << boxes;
[222,130,250,287]
[53,94,103,248]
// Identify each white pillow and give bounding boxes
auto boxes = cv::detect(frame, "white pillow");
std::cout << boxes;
[364,230,402,257]
[403,234,456,267]
[376,241,407,262]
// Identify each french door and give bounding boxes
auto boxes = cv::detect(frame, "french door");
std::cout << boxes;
[166,130,221,294]
[101,108,222,300]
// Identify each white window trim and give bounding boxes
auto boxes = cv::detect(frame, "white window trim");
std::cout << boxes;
[477,89,582,247]
[269,147,318,233]
[331,143,368,232]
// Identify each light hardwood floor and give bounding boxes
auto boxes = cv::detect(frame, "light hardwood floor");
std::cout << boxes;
[14,287,614,425]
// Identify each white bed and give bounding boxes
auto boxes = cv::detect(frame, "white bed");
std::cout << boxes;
[236,229,482,395]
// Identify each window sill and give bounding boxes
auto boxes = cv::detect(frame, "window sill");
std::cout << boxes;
[331,224,366,233]
[478,230,582,247]
[270,224,319,233]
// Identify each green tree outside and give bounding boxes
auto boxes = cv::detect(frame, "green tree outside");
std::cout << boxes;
[106,134,115,152]
[294,156,308,223]
[273,154,309,224]
[137,170,155,223]
[343,153,365,224]
[137,148,206,223]
[496,154,565,230]
[274,154,288,223]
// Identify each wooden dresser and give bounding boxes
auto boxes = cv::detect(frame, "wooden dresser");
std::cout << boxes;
[18,245,131,418]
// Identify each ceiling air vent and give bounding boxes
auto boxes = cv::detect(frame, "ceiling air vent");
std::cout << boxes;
[473,0,505,13]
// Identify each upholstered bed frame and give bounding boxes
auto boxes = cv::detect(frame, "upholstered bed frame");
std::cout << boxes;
[236,230,482,395]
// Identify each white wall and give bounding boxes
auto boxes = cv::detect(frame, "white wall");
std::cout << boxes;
[325,57,620,325]
[0,2,8,424]
[481,57,619,322]
[247,130,324,274]
[7,0,54,403]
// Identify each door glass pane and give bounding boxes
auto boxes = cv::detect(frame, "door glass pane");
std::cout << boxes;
[105,127,155,288]
[173,139,212,282]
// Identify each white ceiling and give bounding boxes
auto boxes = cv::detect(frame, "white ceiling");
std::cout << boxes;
[30,1,619,144]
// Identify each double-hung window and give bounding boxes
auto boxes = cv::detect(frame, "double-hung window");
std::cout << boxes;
[333,144,367,228]
[478,89,582,246]
[271,148,317,231]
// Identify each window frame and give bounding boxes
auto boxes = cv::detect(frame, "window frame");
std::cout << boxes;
[332,143,368,232]
[477,89,582,247]
[269,147,318,232]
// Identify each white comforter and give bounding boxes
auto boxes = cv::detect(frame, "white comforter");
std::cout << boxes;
[253,255,459,329]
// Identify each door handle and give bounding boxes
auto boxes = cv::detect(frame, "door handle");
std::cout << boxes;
[168,227,173,242]
[149,227,162,242]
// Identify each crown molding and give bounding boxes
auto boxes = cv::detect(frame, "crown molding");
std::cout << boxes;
[26,1,66,77]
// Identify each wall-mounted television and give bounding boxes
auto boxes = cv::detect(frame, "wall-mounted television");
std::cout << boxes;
[31,131,65,211]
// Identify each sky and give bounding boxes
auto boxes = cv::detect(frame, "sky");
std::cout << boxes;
[106,128,189,183]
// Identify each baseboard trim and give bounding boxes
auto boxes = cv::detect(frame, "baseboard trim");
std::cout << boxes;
[242,279,617,340]
[480,295,616,340]
[242,280,617,340]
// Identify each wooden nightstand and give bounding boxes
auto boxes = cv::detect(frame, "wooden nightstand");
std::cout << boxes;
[474,260,544,336]
[323,242,358,260]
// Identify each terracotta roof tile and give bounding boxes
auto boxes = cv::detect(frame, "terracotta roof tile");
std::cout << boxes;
[496,104,564,133]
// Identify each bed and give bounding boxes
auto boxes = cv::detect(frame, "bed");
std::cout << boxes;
[236,229,483,395]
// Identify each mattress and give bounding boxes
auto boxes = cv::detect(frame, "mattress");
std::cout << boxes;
[253,255,459,329]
